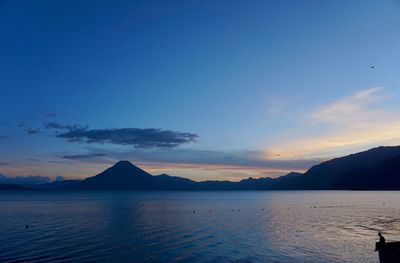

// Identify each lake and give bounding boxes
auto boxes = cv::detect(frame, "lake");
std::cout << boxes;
[1,191,398,262]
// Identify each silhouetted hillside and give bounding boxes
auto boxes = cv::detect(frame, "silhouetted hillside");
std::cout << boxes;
[66,160,278,190]
[30,179,81,190]
[65,146,400,190]
[3,146,400,191]
[333,154,400,190]
[0,184,28,190]
[271,146,400,190]
[69,161,198,190]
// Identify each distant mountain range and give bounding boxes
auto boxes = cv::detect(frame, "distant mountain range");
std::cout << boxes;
[2,146,400,191]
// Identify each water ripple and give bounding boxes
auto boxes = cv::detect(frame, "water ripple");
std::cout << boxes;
[1,191,395,262]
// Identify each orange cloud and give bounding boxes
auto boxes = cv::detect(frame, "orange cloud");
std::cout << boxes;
[266,87,400,159]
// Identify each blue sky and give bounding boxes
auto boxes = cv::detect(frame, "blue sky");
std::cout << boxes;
[1,0,400,181]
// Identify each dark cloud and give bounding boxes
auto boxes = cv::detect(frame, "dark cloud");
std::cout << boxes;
[62,153,107,160]
[44,122,86,130]
[25,128,41,134]
[14,121,40,134]
[0,162,10,166]
[44,122,198,149]
[49,125,199,149]
[0,174,51,185]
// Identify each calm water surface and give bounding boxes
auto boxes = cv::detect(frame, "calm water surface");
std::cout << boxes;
[1,191,399,262]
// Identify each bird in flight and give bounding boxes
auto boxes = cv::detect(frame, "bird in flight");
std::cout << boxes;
[370,66,375,69]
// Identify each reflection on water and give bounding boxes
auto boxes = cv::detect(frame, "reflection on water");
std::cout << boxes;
[1,191,398,262]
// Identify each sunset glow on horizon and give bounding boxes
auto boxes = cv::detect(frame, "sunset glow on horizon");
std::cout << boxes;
[1,0,400,181]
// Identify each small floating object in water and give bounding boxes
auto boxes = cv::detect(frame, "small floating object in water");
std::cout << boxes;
[25,225,29,229]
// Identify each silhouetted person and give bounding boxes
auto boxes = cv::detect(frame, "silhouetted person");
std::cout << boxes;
[376,232,386,251]
[379,233,386,244]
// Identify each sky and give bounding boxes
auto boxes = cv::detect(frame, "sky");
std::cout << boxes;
[1,0,400,182]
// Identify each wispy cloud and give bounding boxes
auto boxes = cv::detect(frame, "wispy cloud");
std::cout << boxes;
[62,153,107,160]
[106,148,317,170]
[25,128,41,135]
[27,158,42,162]
[310,87,386,125]
[47,160,73,164]
[267,87,400,158]
[44,122,86,130]
[44,112,57,118]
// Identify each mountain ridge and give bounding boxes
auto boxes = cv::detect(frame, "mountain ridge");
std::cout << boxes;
[3,145,400,191]
[63,145,400,190]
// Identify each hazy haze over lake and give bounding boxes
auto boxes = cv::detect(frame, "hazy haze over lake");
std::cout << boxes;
[1,191,398,262]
